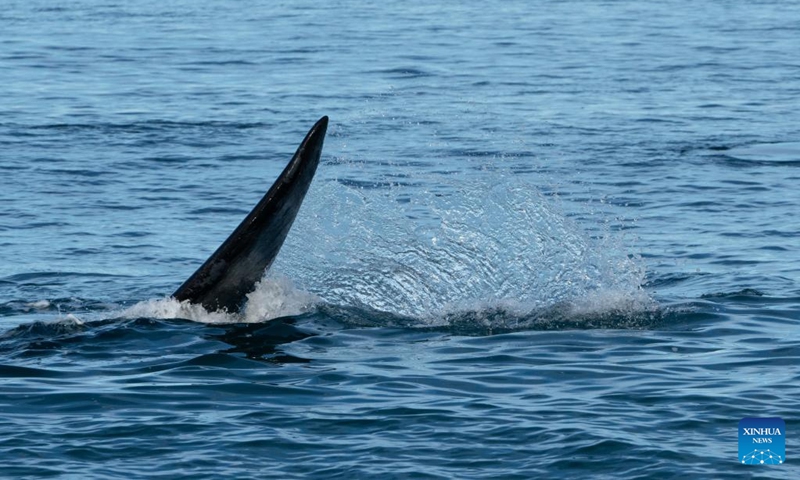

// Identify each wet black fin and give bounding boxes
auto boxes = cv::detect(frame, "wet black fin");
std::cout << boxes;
[173,116,328,312]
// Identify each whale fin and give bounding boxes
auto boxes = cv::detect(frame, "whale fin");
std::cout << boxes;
[173,116,328,313]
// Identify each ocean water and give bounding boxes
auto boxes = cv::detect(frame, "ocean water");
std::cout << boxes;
[1,0,799,478]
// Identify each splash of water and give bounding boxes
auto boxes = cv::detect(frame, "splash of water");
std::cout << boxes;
[273,175,651,321]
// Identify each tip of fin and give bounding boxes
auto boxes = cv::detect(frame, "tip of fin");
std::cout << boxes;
[303,116,328,145]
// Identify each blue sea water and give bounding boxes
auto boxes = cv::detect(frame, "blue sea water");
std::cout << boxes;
[2,0,800,478]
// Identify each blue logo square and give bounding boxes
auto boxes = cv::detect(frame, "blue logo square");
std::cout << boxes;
[739,417,785,465]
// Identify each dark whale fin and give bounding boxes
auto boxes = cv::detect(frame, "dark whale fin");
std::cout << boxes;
[173,116,328,313]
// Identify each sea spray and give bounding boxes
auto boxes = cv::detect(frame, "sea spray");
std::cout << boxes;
[274,175,651,321]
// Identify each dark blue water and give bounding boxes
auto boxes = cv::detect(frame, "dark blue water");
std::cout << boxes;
[2,1,800,478]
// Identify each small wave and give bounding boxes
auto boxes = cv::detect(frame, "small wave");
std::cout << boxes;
[373,67,434,78]
[723,142,800,163]
[0,315,87,341]
[700,288,765,299]
[7,120,269,134]
[0,297,114,319]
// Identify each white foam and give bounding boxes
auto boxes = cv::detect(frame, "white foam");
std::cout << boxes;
[121,274,319,324]
[63,313,85,325]
[242,274,320,322]
[565,287,657,318]
[25,299,51,310]
[121,296,235,323]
